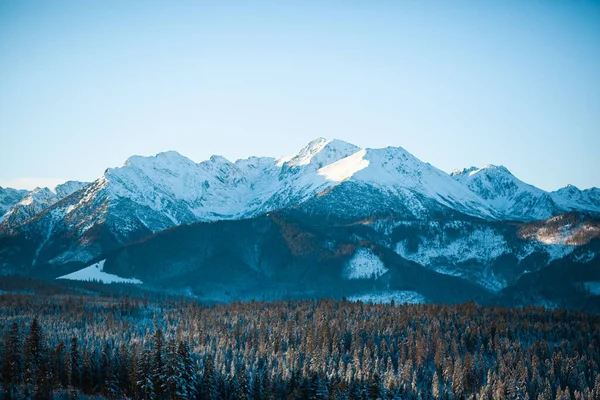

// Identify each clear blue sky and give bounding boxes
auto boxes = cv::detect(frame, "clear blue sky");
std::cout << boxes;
[0,0,598,191]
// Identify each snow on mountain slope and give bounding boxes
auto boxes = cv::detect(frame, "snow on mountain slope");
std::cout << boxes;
[3,137,599,269]
[311,146,496,219]
[0,187,28,221]
[518,213,600,246]
[452,165,600,220]
[99,140,361,226]
[550,185,600,213]
[1,187,59,229]
[344,247,388,279]
[395,223,510,266]
[0,181,89,232]
[348,291,425,304]
[318,149,369,181]
[57,260,142,284]
[285,137,360,169]
[387,213,600,293]
[451,165,559,220]
[0,140,364,266]
[54,180,89,198]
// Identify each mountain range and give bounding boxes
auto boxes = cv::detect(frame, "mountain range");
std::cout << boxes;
[1,138,599,310]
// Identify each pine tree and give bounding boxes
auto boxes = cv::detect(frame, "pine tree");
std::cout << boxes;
[202,354,218,400]
[163,338,179,399]
[367,373,382,400]
[177,341,196,399]
[23,317,45,393]
[68,336,81,388]
[236,365,251,400]
[52,340,67,389]
[118,343,130,396]
[310,372,329,400]
[151,328,165,398]
[592,375,600,400]
[2,322,23,398]
[81,350,93,394]
[432,371,441,399]
[137,347,155,400]
[100,343,119,399]
[452,358,465,399]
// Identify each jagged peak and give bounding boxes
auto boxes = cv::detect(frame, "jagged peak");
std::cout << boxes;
[556,184,581,193]
[13,187,57,207]
[286,138,360,168]
[450,166,478,176]
[29,186,55,196]
[469,164,512,176]
[54,180,89,198]
[208,154,232,164]
[199,155,244,183]
[123,150,195,168]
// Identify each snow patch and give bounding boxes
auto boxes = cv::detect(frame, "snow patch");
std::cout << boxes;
[344,248,388,279]
[57,260,142,284]
[395,226,509,265]
[584,282,600,295]
[544,245,576,262]
[348,291,425,304]
[574,251,596,264]
[317,149,368,182]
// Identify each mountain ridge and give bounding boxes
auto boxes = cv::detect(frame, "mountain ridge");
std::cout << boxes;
[1,138,599,309]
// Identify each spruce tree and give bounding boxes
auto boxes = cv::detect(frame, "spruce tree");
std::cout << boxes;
[432,371,441,399]
[202,354,218,400]
[52,340,67,389]
[151,328,165,398]
[23,317,45,393]
[177,341,196,399]
[68,336,80,388]
[1,322,23,397]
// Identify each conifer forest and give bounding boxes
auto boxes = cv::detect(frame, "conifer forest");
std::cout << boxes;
[1,292,600,400]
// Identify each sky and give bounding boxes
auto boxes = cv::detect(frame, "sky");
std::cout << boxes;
[0,0,599,192]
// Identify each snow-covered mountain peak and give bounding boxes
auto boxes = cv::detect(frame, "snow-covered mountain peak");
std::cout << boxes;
[234,156,276,169]
[310,145,496,219]
[5,137,600,271]
[200,155,243,179]
[156,150,185,159]
[109,151,200,192]
[467,164,512,178]
[451,163,559,220]
[453,164,539,194]
[0,180,90,227]
[451,165,513,180]
[360,147,495,207]
[0,187,28,219]
[54,181,89,198]
[550,185,600,213]
[481,164,510,173]
[0,187,60,230]
[450,166,478,177]
[22,187,57,204]
[286,138,361,169]
[208,154,232,165]
[123,150,196,170]
[200,155,234,171]
[555,184,580,195]
[289,137,329,165]
[450,164,600,220]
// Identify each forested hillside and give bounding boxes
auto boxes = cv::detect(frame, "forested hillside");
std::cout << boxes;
[1,294,599,399]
